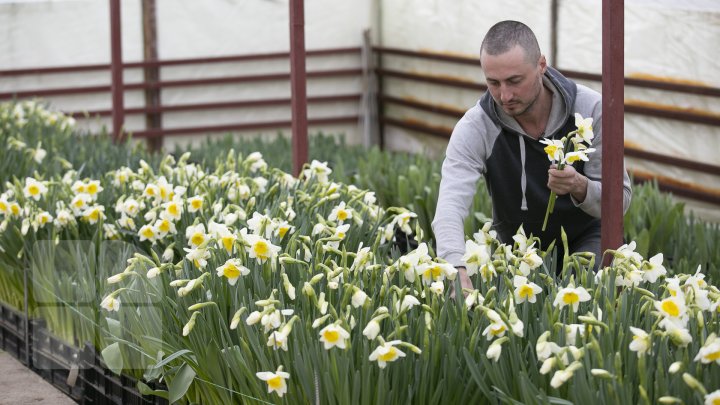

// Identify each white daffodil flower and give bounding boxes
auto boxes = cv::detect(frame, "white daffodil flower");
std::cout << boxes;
[369,340,406,369]
[573,113,594,144]
[242,231,280,264]
[23,177,48,201]
[216,259,249,286]
[694,333,720,365]
[539,138,564,162]
[513,275,543,304]
[256,367,290,397]
[704,390,720,405]
[462,240,491,277]
[319,324,350,350]
[185,223,208,248]
[629,326,651,357]
[655,296,688,327]
[641,253,667,283]
[329,201,353,224]
[553,285,591,312]
[100,295,121,312]
[562,148,596,166]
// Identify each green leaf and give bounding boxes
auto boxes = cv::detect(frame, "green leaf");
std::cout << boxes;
[101,342,123,376]
[152,349,193,370]
[169,362,196,404]
[137,382,169,399]
[105,317,122,338]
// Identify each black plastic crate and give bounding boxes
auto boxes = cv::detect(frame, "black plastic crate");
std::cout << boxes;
[0,301,32,365]
[79,343,167,405]
[31,326,83,401]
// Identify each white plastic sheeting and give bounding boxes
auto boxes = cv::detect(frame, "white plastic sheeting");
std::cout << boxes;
[377,0,720,221]
[0,0,370,145]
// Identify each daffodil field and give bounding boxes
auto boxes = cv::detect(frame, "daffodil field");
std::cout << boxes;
[1,101,719,404]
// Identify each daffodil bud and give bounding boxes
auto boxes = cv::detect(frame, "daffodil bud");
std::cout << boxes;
[182,311,200,336]
[682,373,707,395]
[281,274,296,300]
[362,320,381,340]
[668,361,683,374]
[310,273,325,285]
[162,246,174,262]
[351,288,369,308]
[230,308,246,330]
[657,396,683,404]
[302,282,316,300]
[188,301,216,311]
[312,314,331,329]
[246,310,262,326]
[590,369,613,379]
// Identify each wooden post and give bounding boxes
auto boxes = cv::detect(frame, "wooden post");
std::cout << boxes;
[289,0,308,177]
[109,0,125,142]
[601,0,625,263]
[142,0,163,151]
[550,0,559,66]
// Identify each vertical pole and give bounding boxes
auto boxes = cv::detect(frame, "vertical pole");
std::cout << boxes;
[374,0,386,150]
[601,0,625,263]
[550,0,559,66]
[361,29,379,148]
[110,0,125,142]
[289,0,308,177]
[142,0,163,151]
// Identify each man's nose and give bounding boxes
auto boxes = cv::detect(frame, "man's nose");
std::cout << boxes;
[499,85,512,103]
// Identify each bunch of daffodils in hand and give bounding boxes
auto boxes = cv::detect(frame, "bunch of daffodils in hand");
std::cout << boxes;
[541,113,596,231]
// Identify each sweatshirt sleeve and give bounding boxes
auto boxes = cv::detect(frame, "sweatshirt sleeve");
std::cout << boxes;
[432,115,488,267]
[571,90,633,217]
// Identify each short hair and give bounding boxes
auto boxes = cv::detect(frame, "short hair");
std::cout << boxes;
[480,20,541,64]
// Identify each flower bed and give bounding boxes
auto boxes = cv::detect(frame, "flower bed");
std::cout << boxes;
[0,101,719,404]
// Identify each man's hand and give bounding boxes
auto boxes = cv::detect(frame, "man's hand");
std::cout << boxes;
[450,266,474,299]
[548,164,588,202]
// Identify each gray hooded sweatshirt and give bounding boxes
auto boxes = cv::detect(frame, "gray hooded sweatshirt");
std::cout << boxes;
[432,67,632,267]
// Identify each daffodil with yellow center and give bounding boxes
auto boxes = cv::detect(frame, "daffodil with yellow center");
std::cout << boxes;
[654,296,686,323]
[83,206,105,224]
[693,333,720,365]
[319,324,350,350]
[243,231,280,264]
[10,203,20,217]
[0,199,8,214]
[369,340,406,368]
[185,224,208,248]
[139,224,156,242]
[256,367,290,397]
[216,259,249,286]
[23,178,47,201]
[513,275,543,304]
[187,196,203,213]
[539,139,564,162]
[553,285,591,312]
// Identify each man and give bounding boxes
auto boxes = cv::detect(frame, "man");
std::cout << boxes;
[432,20,632,291]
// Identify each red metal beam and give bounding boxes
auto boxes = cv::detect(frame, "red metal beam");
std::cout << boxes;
[0,47,361,76]
[131,115,358,139]
[68,94,361,117]
[0,69,362,100]
[601,0,625,261]
[109,0,125,142]
[372,47,720,98]
[289,0,308,177]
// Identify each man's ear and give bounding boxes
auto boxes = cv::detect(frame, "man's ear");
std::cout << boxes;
[539,55,547,74]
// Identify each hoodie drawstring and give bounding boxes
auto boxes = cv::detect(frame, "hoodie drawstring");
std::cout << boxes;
[518,135,528,211]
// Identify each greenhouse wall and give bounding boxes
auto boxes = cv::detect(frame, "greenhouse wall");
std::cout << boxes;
[1,0,718,220]
[377,0,720,221]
